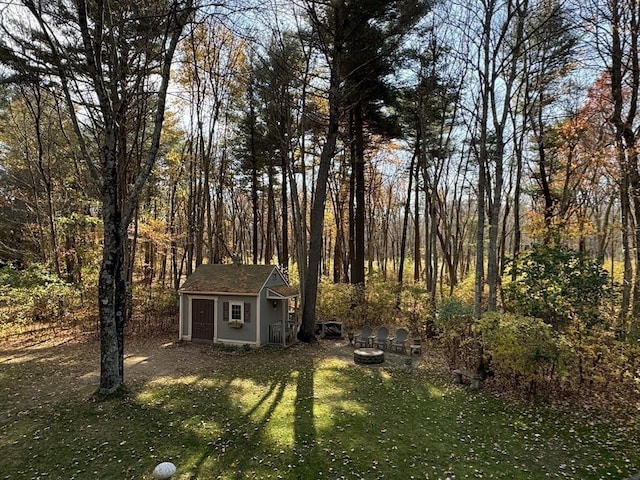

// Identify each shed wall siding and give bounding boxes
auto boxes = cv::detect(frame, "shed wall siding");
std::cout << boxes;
[217,295,258,344]
[180,294,190,339]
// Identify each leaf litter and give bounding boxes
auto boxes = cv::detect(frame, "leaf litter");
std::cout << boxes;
[0,335,638,479]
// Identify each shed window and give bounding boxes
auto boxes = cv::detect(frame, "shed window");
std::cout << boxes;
[231,302,243,323]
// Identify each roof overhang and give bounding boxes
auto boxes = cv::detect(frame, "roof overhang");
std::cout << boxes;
[179,291,258,296]
[266,286,299,299]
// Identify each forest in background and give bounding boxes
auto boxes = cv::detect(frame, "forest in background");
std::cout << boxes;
[0,0,639,400]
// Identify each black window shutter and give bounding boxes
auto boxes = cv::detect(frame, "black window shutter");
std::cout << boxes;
[223,301,229,321]
[244,302,251,322]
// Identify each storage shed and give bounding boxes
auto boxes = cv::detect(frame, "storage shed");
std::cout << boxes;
[178,264,299,347]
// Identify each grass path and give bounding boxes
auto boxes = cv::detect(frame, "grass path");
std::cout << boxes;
[0,335,638,479]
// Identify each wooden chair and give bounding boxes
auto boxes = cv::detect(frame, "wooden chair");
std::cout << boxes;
[390,328,409,353]
[354,325,374,348]
[372,326,390,350]
[409,337,422,355]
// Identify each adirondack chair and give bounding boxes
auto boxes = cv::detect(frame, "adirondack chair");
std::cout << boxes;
[409,337,423,355]
[390,327,409,353]
[354,325,374,348]
[372,326,390,350]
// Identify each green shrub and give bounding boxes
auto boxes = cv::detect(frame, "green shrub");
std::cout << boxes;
[316,282,357,327]
[0,264,75,324]
[479,312,558,396]
[316,280,401,332]
[397,286,434,336]
[477,313,640,401]
[435,297,479,370]
[436,297,474,327]
[556,322,637,391]
[450,271,476,305]
[503,245,610,329]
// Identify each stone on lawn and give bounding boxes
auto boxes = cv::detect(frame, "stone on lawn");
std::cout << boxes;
[152,461,176,479]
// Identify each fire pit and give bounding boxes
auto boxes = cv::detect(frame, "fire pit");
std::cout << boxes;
[354,348,384,365]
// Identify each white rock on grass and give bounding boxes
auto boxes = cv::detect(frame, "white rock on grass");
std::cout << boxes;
[152,461,177,479]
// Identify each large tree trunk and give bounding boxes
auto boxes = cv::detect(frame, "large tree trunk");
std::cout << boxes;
[185,140,196,276]
[251,154,259,264]
[213,148,228,264]
[265,165,275,264]
[485,0,525,312]
[534,99,555,243]
[414,160,421,283]
[487,138,504,311]
[475,158,486,320]
[281,149,289,271]
[628,143,640,317]
[299,0,344,343]
[608,0,639,322]
[299,114,339,341]
[474,0,492,320]
[348,111,356,284]
[331,173,349,283]
[351,102,366,287]
[8,0,193,396]
[398,142,417,286]
[98,132,125,393]
[511,118,524,280]
[428,193,439,301]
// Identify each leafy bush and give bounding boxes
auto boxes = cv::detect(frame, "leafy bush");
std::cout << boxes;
[435,297,479,370]
[479,312,558,397]
[436,297,474,327]
[0,264,75,324]
[478,313,640,401]
[316,282,358,328]
[450,271,476,305]
[397,286,434,336]
[364,279,399,325]
[503,245,610,329]
[557,322,637,391]
[317,280,400,332]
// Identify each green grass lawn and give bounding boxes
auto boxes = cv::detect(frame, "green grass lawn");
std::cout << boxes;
[0,337,638,480]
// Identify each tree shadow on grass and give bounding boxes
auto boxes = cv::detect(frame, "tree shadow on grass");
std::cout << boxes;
[178,347,328,479]
[2,344,444,479]
[291,354,317,478]
[150,345,323,479]
[190,374,291,479]
[4,339,640,480]
[0,337,304,479]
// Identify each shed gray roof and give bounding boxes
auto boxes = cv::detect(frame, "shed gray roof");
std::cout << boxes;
[179,264,286,294]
